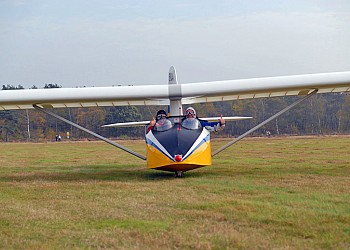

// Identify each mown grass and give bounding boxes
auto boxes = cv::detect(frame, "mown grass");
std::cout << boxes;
[0,136,349,249]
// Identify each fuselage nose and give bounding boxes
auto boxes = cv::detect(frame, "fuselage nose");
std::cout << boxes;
[175,154,182,162]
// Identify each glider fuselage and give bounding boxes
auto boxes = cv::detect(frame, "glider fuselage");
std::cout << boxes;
[145,120,212,172]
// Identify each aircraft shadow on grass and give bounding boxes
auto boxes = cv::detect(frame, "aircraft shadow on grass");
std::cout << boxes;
[0,167,215,182]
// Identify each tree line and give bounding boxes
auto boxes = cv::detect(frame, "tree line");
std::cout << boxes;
[1,84,350,142]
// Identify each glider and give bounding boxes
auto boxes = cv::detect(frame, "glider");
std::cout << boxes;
[1,66,350,177]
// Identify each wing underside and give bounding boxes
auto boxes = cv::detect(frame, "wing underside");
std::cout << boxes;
[182,87,350,104]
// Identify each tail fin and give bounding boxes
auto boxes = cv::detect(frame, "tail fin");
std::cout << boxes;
[169,66,178,85]
[168,66,182,116]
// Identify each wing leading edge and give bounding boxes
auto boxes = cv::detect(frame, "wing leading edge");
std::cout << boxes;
[181,71,350,104]
[1,70,350,110]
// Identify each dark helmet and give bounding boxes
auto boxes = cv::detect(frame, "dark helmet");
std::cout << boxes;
[156,110,167,121]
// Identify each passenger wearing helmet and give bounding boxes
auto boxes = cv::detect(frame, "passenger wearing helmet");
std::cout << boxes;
[182,107,201,129]
[183,107,225,132]
[147,110,172,133]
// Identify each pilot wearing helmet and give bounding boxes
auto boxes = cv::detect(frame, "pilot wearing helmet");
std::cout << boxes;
[183,107,225,132]
[147,110,172,133]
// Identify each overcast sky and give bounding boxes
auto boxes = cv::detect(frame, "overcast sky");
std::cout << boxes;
[1,0,350,88]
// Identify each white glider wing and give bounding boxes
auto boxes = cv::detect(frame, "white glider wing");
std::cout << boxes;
[0,85,170,110]
[181,71,350,104]
[1,70,350,110]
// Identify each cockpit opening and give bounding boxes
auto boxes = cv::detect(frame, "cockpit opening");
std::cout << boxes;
[181,118,202,130]
[153,118,173,132]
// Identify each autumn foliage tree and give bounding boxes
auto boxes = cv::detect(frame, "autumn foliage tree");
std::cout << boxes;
[0,84,350,141]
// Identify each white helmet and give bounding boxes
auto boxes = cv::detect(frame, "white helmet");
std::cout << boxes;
[185,107,196,117]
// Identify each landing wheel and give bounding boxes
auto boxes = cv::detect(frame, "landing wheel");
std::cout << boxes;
[175,171,184,178]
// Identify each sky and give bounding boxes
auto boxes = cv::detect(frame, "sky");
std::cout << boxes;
[1,0,350,88]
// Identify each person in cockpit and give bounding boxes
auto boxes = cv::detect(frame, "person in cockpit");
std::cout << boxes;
[183,107,225,131]
[147,110,172,133]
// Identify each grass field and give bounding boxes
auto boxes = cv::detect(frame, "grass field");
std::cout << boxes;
[0,136,349,249]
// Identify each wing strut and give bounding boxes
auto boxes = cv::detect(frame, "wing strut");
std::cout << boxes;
[212,90,318,157]
[33,104,146,161]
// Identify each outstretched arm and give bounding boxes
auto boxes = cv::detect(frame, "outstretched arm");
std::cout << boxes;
[200,115,225,132]
[147,117,156,133]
